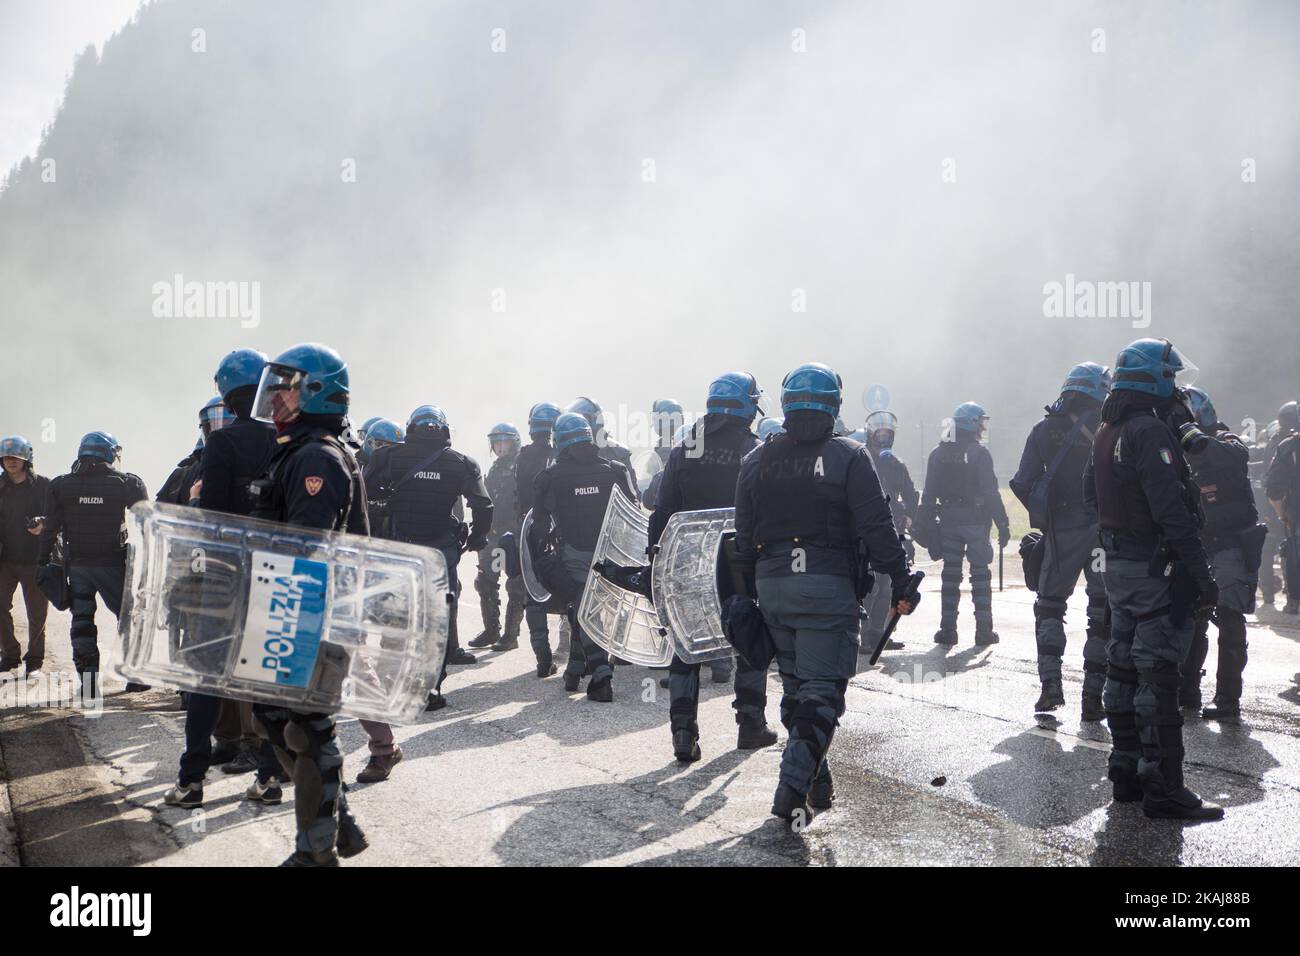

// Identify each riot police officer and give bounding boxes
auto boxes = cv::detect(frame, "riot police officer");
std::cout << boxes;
[0,436,51,677]
[1265,400,1300,614]
[756,417,784,442]
[1083,338,1223,821]
[648,373,777,762]
[1009,363,1111,719]
[164,352,285,805]
[365,404,493,706]
[39,432,148,698]
[918,402,1011,646]
[528,413,637,702]
[565,397,639,498]
[1178,388,1262,721]
[516,403,562,676]
[1254,401,1298,606]
[356,418,404,470]
[642,398,685,507]
[733,363,915,825]
[860,411,918,656]
[243,342,371,865]
[469,423,526,653]
[157,397,230,505]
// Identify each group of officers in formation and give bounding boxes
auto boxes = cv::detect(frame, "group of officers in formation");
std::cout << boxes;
[0,335,1297,862]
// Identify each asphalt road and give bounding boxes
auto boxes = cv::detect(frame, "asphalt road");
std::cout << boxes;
[2,552,1298,866]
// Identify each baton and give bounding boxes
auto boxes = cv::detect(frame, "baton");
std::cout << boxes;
[869,570,924,665]
[999,543,1004,592]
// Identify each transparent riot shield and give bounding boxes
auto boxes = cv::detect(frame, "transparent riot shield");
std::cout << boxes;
[577,486,674,667]
[650,508,737,664]
[518,510,551,604]
[117,501,450,723]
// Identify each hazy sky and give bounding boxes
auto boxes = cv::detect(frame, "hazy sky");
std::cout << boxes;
[0,0,143,175]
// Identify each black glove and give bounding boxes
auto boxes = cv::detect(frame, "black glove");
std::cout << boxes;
[927,545,942,562]
[997,525,1011,548]
[891,574,922,613]
[465,533,489,554]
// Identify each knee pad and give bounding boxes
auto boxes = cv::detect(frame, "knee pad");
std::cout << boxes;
[1034,598,1066,621]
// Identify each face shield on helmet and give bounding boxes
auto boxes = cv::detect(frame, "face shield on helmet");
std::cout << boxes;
[251,363,306,425]
[865,410,898,448]
[199,398,235,438]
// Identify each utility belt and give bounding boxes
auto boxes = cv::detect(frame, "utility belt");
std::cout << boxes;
[1098,530,1157,561]
[938,495,989,511]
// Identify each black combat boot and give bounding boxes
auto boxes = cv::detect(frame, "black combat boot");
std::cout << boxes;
[1034,679,1065,712]
[1200,697,1240,720]
[536,659,557,678]
[586,677,613,702]
[1140,704,1224,822]
[933,628,958,646]
[468,629,499,648]
[425,692,447,712]
[737,715,778,750]
[808,761,834,811]
[974,630,1000,647]
[563,672,581,692]
[1081,693,1105,722]
[336,805,369,859]
[1107,766,1143,802]
[672,728,701,763]
[771,783,809,829]
[491,635,519,652]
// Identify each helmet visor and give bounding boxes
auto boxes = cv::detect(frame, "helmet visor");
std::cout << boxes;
[252,364,304,424]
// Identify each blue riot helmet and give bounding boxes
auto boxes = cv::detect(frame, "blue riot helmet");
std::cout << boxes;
[0,435,34,468]
[357,416,384,442]
[756,417,784,441]
[1112,338,1198,399]
[952,402,989,440]
[780,363,842,416]
[363,419,405,458]
[565,397,605,431]
[199,396,235,438]
[527,402,562,436]
[1060,362,1112,404]
[252,343,350,423]
[707,372,763,420]
[865,410,899,449]
[488,422,521,456]
[407,405,450,433]
[78,431,122,465]
[1183,387,1218,431]
[214,348,268,402]
[554,412,594,450]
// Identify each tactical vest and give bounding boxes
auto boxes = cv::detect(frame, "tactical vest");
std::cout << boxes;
[929,439,983,506]
[250,432,365,534]
[753,434,851,549]
[485,453,519,529]
[1093,417,1201,544]
[1189,439,1257,539]
[677,422,754,511]
[548,453,621,552]
[58,463,140,561]
[1033,412,1095,515]
[515,441,553,517]
[382,440,472,547]
[871,450,910,522]
[223,418,278,516]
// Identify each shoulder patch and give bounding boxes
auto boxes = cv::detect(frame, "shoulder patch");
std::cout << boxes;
[304,476,324,496]
[1158,448,1173,466]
